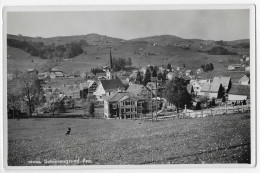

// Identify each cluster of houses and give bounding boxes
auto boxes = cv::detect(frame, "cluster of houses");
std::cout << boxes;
[228,55,250,71]
[8,50,251,118]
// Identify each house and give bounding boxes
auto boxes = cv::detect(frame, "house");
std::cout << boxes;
[190,79,210,96]
[61,84,81,99]
[228,64,242,71]
[79,80,98,98]
[80,72,87,79]
[93,79,125,101]
[245,56,250,61]
[200,82,223,99]
[228,84,250,101]
[212,76,231,92]
[239,74,250,85]
[126,84,152,99]
[38,72,50,83]
[103,90,144,119]
[196,68,203,74]
[50,71,64,79]
[245,66,250,71]
[185,69,192,76]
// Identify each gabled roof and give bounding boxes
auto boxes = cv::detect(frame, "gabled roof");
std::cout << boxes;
[201,82,221,93]
[228,84,250,98]
[239,74,250,82]
[100,79,125,92]
[126,84,149,95]
[213,77,231,88]
[105,91,143,102]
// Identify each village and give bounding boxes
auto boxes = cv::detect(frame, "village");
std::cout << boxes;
[7,49,250,120]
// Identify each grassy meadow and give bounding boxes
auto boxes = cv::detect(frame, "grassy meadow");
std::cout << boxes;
[8,113,250,166]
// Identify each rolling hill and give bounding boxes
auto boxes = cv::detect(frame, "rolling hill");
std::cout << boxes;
[7,33,250,74]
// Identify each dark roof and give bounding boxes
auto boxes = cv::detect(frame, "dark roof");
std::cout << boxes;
[104,91,143,102]
[100,79,125,92]
[228,84,250,98]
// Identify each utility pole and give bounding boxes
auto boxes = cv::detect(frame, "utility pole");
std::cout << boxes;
[151,76,158,122]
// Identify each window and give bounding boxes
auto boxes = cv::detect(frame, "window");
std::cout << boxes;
[126,101,130,106]
[113,104,117,109]
[126,108,130,112]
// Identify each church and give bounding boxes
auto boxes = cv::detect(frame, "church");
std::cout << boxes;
[93,50,125,101]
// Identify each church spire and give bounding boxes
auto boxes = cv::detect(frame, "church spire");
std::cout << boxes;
[109,49,113,70]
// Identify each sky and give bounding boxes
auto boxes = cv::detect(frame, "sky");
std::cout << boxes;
[7,10,249,41]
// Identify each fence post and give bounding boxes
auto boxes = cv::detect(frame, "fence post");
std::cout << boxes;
[201,110,203,117]
[195,111,197,118]
[225,104,227,115]
[210,108,213,116]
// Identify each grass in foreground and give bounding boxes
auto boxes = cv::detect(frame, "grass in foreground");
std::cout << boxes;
[8,113,250,166]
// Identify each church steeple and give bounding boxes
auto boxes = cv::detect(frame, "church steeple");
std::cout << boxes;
[106,49,115,80]
[109,49,113,70]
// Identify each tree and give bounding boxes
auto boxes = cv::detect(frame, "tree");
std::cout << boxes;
[143,67,151,86]
[136,71,143,84]
[19,72,45,117]
[196,101,202,110]
[164,77,192,113]
[152,68,157,77]
[183,63,186,68]
[7,84,21,119]
[162,70,168,82]
[157,72,163,81]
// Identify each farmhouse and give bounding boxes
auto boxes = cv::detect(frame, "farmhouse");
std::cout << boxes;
[103,89,144,119]
[239,74,250,85]
[200,82,223,99]
[190,79,210,96]
[228,84,250,101]
[94,79,125,101]
[79,80,98,98]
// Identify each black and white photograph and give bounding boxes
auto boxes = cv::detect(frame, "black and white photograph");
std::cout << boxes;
[2,4,256,168]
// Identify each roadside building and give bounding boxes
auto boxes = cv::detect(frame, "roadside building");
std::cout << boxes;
[79,80,98,98]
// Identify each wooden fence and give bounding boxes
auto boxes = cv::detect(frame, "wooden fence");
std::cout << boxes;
[142,105,250,122]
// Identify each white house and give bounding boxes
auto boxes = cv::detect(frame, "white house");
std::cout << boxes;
[245,56,250,61]
[245,66,250,71]
[228,84,250,101]
[190,79,210,96]
[239,74,250,85]
[93,79,125,101]
[50,71,64,79]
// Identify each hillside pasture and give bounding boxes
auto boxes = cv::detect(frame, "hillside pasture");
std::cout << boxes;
[8,113,250,166]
